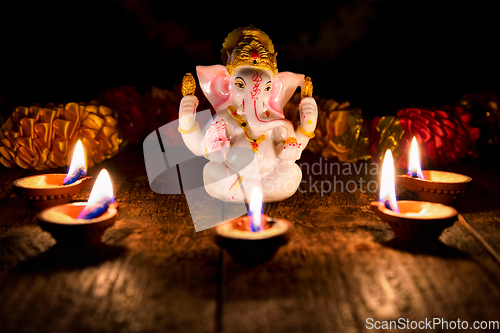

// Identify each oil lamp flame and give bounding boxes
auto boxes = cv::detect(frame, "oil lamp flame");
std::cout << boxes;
[249,187,263,232]
[77,169,114,219]
[380,150,399,212]
[63,140,86,185]
[407,136,425,179]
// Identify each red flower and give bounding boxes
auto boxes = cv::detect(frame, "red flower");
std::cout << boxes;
[396,107,480,168]
[142,85,182,131]
[99,83,215,144]
[141,85,215,146]
[98,86,145,143]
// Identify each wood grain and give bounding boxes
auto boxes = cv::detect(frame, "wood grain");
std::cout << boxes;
[219,155,500,333]
[1,147,499,333]
[0,144,219,332]
[0,167,25,204]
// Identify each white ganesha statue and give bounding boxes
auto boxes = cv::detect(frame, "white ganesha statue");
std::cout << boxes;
[178,25,318,203]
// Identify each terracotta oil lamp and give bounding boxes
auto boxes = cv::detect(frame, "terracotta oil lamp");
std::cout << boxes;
[397,137,472,205]
[38,169,117,245]
[13,140,92,210]
[214,187,291,265]
[371,150,458,242]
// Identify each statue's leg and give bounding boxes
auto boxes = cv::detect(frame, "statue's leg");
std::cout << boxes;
[203,161,247,202]
[261,161,302,202]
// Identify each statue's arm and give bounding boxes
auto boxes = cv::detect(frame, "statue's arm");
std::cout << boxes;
[179,95,207,157]
[295,97,318,150]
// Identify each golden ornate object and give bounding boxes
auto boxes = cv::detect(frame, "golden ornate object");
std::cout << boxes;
[182,73,196,97]
[372,116,405,163]
[458,90,499,152]
[297,126,316,139]
[284,137,298,145]
[228,105,265,153]
[284,93,371,162]
[222,25,278,77]
[178,121,200,134]
[0,102,122,170]
[301,77,313,99]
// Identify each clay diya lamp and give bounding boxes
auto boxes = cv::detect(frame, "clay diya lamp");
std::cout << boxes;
[13,140,92,210]
[38,169,117,246]
[397,137,472,205]
[371,150,458,242]
[213,188,291,265]
[370,200,458,242]
[397,171,472,206]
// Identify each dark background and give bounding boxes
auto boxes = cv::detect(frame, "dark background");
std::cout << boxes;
[1,0,498,121]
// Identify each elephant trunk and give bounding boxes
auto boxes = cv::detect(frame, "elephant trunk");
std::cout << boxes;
[244,98,295,137]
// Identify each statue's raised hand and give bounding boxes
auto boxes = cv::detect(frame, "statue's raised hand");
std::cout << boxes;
[178,95,199,131]
[299,97,318,133]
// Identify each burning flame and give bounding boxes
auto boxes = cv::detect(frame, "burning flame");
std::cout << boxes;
[64,140,86,184]
[249,187,263,232]
[407,137,425,179]
[77,169,114,219]
[380,150,399,212]
[87,169,114,206]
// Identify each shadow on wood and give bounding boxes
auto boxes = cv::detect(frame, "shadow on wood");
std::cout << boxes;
[12,242,128,273]
[380,238,468,259]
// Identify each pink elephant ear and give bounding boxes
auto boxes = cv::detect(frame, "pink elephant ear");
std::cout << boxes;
[196,65,231,111]
[269,72,305,116]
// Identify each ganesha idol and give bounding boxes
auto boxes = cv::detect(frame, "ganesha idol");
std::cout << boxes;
[178,26,318,203]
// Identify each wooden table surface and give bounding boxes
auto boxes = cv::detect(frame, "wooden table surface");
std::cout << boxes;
[1,143,499,333]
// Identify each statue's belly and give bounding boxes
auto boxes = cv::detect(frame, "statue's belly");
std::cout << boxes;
[227,134,278,177]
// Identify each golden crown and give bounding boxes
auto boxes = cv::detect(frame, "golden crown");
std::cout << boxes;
[221,25,278,77]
